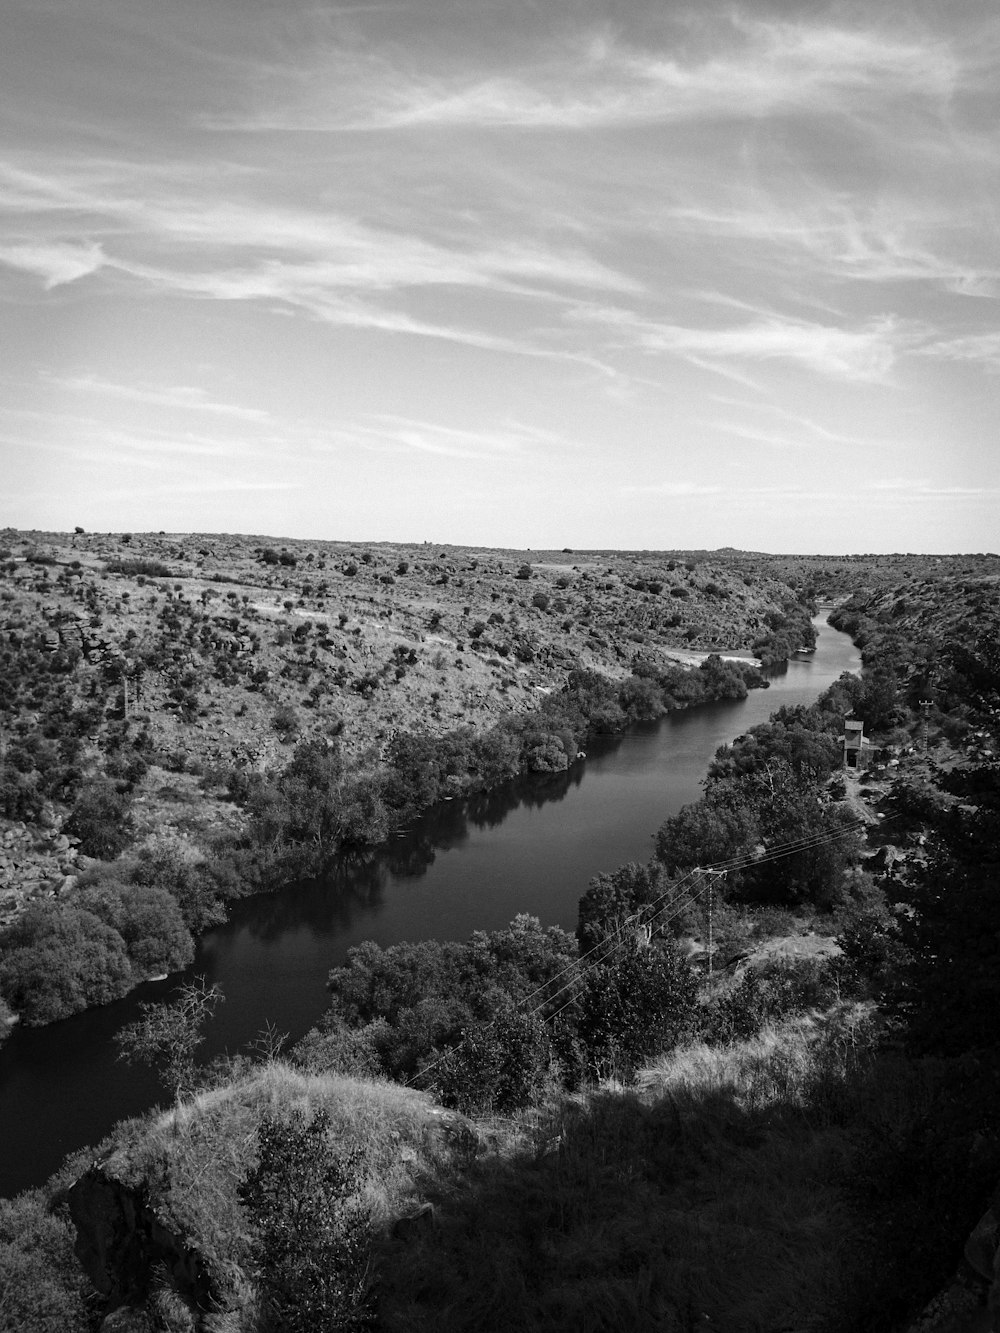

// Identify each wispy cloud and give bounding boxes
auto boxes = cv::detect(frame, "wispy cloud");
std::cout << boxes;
[219,20,957,132]
[570,306,905,380]
[350,414,570,461]
[664,199,997,296]
[0,155,636,370]
[51,375,272,421]
[707,421,808,450]
[622,481,722,497]
[709,399,881,451]
[916,332,1000,370]
[0,405,277,468]
[0,159,634,299]
[0,240,104,287]
[866,478,996,497]
[621,481,849,502]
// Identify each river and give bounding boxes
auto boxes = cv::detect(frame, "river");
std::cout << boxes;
[0,615,859,1197]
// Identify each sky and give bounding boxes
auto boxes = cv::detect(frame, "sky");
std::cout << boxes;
[1,0,998,553]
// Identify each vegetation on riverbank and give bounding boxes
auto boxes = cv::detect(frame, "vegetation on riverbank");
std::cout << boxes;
[1,528,799,1029]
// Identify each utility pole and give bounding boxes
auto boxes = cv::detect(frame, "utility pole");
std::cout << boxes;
[697,868,727,982]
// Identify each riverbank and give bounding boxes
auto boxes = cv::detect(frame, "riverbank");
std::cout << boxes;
[0,616,860,1198]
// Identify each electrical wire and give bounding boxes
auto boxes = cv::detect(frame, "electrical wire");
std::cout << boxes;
[405,811,874,1089]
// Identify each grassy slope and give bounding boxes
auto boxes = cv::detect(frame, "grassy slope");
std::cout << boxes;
[51,1010,875,1333]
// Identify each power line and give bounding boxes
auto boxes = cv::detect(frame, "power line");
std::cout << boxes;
[524,817,866,1028]
[405,812,872,1092]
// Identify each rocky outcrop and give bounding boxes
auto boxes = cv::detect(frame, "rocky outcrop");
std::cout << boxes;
[0,815,83,926]
[66,1154,221,1318]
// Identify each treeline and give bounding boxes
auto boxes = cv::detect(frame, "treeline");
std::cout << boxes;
[0,655,764,1029]
[750,597,817,667]
[224,655,767,880]
[295,913,838,1119]
[830,576,1000,738]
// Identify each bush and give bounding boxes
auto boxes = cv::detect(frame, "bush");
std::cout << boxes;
[576,941,697,1080]
[703,956,838,1043]
[65,781,134,859]
[434,1002,551,1115]
[0,903,133,1024]
[238,1109,372,1332]
[272,703,300,737]
[77,882,194,977]
[0,1191,90,1332]
[104,558,172,577]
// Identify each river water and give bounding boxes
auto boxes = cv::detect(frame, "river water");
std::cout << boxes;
[0,615,859,1197]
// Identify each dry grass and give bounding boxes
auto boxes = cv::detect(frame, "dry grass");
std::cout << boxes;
[77,1008,892,1332]
[89,1060,471,1327]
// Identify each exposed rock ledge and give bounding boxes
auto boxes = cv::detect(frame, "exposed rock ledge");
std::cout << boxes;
[66,1154,221,1317]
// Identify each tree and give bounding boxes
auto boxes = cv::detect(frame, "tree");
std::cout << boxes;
[65,780,134,858]
[577,861,662,951]
[576,940,697,1080]
[434,1001,550,1115]
[897,806,1000,1056]
[78,882,194,977]
[238,1109,372,1332]
[115,977,223,1104]
[0,903,133,1025]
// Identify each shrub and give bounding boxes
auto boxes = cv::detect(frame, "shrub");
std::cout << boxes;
[434,1002,551,1115]
[702,956,838,1043]
[238,1108,372,1332]
[0,1191,90,1332]
[272,703,300,737]
[104,558,172,577]
[576,941,697,1080]
[65,781,135,859]
[77,882,194,978]
[0,903,133,1024]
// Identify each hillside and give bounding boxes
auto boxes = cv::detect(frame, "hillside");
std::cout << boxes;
[0,529,825,1024]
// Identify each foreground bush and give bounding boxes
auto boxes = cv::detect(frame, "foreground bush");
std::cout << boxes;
[239,1108,373,1332]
